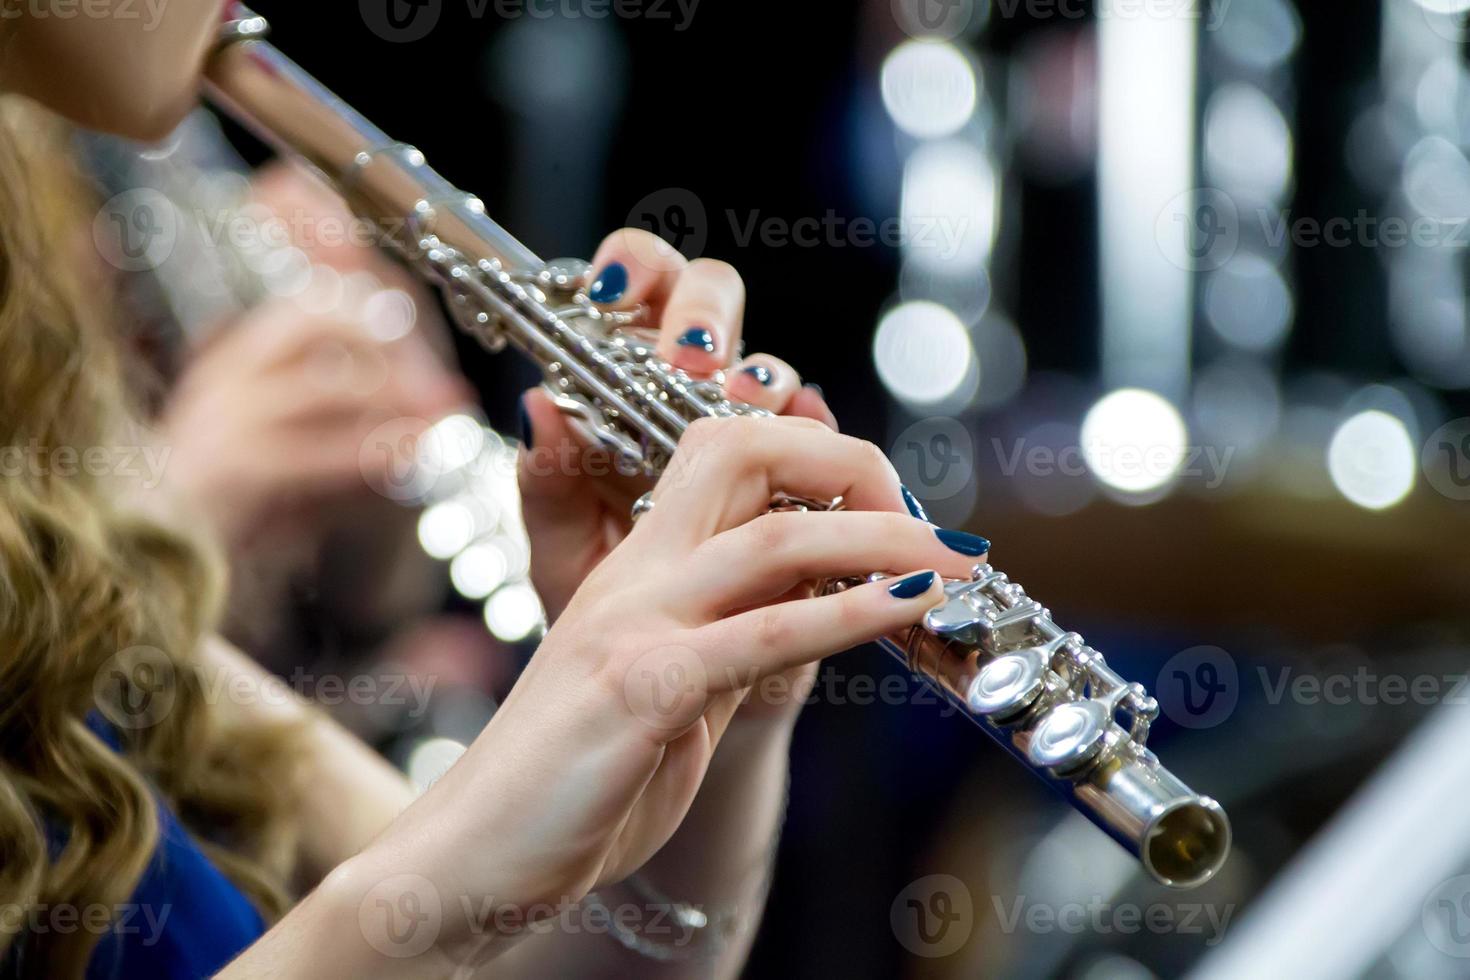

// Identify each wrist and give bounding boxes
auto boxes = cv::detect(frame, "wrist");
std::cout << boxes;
[317,847,534,974]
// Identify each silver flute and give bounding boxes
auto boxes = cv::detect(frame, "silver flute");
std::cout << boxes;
[206,9,1230,888]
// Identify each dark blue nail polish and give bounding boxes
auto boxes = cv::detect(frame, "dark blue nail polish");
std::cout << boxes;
[678,327,716,354]
[804,382,826,401]
[743,365,774,386]
[517,396,534,449]
[901,485,930,522]
[588,262,628,304]
[889,571,936,600]
[935,528,990,557]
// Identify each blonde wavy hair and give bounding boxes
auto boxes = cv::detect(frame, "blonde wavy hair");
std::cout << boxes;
[0,101,304,975]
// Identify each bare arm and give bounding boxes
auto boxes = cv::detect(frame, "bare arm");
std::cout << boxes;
[206,638,793,980]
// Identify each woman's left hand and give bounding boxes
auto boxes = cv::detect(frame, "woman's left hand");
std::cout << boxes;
[518,229,838,728]
[519,230,834,613]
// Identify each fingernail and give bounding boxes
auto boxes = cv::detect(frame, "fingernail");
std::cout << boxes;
[678,327,716,354]
[742,364,774,386]
[804,382,826,400]
[517,396,534,449]
[889,571,937,600]
[588,262,628,304]
[901,485,930,522]
[935,528,990,557]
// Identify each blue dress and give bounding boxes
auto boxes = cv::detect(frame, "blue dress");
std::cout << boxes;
[11,715,269,979]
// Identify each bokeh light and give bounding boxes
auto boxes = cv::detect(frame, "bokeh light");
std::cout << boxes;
[1081,389,1189,497]
[450,543,510,600]
[1204,84,1294,206]
[406,737,466,795]
[1204,253,1295,352]
[484,583,545,643]
[1327,410,1417,510]
[900,140,998,274]
[873,301,977,405]
[417,500,477,560]
[881,40,979,140]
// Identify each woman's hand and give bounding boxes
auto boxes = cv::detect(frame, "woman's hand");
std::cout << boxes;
[322,415,990,969]
[519,229,837,626]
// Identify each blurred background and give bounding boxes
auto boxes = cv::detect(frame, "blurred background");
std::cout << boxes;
[96,0,1470,975]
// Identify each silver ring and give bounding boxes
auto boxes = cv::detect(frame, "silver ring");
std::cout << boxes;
[631,492,655,523]
[218,8,270,45]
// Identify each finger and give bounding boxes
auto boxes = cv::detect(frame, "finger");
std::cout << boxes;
[685,510,989,612]
[695,571,947,689]
[645,416,907,544]
[723,353,800,413]
[786,384,839,431]
[586,228,688,313]
[656,258,745,375]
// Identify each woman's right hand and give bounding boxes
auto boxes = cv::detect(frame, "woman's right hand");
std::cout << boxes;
[325,414,990,967]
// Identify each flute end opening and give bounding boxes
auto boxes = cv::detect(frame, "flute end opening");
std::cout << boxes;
[1144,797,1231,889]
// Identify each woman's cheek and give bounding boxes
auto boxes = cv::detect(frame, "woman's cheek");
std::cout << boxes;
[1,0,220,140]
